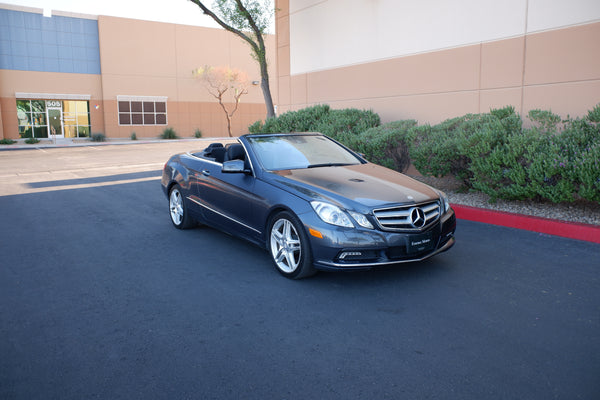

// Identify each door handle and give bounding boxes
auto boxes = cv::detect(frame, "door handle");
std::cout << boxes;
[202,170,210,176]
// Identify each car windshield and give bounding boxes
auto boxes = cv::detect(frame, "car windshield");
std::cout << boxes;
[247,134,362,171]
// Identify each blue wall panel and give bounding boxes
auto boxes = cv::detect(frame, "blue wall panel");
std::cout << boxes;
[0,8,101,74]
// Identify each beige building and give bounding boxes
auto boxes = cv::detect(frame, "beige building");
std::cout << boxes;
[3,1,599,142]
[275,0,600,124]
[0,3,276,140]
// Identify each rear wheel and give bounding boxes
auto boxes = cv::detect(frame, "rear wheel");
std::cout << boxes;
[169,184,195,229]
[268,211,316,279]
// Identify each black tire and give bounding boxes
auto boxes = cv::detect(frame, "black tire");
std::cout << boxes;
[168,184,195,229]
[268,211,316,279]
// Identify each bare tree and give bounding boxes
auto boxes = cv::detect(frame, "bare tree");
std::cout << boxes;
[194,65,249,137]
[189,0,275,119]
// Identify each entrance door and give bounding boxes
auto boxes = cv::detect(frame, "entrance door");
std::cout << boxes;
[47,108,64,138]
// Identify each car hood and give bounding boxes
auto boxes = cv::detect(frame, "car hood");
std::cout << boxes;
[268,163,440,209]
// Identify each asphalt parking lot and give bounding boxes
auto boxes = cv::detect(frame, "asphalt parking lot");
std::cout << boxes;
[1,142,599,400]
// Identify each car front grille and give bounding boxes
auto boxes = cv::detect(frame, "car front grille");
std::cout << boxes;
[373,201,440,231]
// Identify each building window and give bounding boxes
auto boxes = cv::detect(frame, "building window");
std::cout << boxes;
[16,99,91,139]
[17,100,48,138]
[118,96,168,126]
[63,101,91,138]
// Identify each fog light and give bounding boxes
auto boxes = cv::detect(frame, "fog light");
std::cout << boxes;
[339,251,362,259]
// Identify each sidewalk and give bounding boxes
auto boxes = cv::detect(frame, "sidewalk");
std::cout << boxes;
[2,137,599,244]
[0,137,214,151]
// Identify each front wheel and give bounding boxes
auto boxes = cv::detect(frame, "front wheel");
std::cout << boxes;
[169,184,195,229]
[268,211,316,279]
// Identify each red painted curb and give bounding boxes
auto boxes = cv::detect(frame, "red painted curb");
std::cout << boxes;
[451,204,600,244]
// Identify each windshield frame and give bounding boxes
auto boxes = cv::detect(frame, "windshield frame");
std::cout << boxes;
[245,133,364,172]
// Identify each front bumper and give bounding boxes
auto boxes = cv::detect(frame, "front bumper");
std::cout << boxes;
[305,210,456,271]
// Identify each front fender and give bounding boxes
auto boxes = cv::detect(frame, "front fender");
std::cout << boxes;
[161,155,193,197]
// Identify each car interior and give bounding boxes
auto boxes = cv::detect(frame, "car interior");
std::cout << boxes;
[192,142,249,169]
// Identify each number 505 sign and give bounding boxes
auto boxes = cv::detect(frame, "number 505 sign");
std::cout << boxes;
[46,100,61,108]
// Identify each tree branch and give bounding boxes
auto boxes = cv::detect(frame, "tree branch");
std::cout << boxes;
[188,0,261,55]
[188,0,275,119]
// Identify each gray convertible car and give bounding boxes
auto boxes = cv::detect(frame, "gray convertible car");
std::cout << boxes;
[161,133,456,279]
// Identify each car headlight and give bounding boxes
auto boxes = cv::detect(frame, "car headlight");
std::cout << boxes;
[311,201,354,228]
[348,210,374,229]
[438,191,450,213]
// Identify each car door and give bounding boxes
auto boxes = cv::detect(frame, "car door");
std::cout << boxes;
[194,156,264,242]
[173,154,211,222]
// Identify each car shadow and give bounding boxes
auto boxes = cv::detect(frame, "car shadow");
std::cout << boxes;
[26,170,162,188]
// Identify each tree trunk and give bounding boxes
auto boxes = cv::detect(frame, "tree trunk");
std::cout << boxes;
[217,99,232,137]
[260,59,275,119]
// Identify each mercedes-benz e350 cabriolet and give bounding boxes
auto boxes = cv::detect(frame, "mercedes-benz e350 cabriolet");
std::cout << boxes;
[161,133,456,279]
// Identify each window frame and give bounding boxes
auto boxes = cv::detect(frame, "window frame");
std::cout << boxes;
[117,95,168,126]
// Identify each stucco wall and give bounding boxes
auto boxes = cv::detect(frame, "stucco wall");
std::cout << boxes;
[0,4,277,139]
[276,0,600,122]
[97,15,277,138]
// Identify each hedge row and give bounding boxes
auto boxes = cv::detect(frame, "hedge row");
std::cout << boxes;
[250,104,600,204]
[408,106,600,203]
[248,104,380,140]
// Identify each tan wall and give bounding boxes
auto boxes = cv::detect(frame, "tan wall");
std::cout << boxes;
[0,9,276,140]
[97,15,276,138]
[102,100,266,138]
[0,70,104,139]
[276,0,600,123]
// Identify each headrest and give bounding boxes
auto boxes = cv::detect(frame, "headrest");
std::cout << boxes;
[211,147,227,163]
[226,144,245,161]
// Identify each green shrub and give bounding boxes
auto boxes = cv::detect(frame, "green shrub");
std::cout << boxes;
[130,132,137,140]
[339,120,417,172]
[25,137,40,144]
[160,127,179,139]
[248,120,263,133]
[317,108,381,140]
[528,109,562,133]
[0,138,17,145]
[468,128,540,201]
[586,104,600,124]
[250,104,332,134]
[249,103,599,204]
[194,129,203,138]
[91,133,106,142]
[526,116,600,203]
[249,105,380,140]
[408,104,599,204]
[409,117,472,184]
[409,107,522,187]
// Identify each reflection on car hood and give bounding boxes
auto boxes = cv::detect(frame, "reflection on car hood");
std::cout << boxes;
[269,163,439,208]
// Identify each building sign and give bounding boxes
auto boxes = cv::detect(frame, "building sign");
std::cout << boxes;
[46,100,61,108]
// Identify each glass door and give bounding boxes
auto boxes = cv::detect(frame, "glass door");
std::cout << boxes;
[47,108,64,138]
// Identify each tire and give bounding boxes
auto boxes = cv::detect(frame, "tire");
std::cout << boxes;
[169,184,195,229]
[268,211,316,279]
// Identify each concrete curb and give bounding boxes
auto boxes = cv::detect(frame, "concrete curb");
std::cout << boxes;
[452,204,600,244]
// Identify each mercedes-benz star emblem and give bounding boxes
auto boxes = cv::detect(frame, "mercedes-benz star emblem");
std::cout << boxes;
[409,207,426,228]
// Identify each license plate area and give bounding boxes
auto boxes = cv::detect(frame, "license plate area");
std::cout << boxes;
[407,231,434,254]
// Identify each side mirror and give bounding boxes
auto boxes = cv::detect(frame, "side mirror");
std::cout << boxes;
[222,159,250,174]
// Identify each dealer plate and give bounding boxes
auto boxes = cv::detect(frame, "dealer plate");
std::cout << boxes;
[407,231,434,254]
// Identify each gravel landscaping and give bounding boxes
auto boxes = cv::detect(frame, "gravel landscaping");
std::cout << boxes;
[411,175,600,227]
